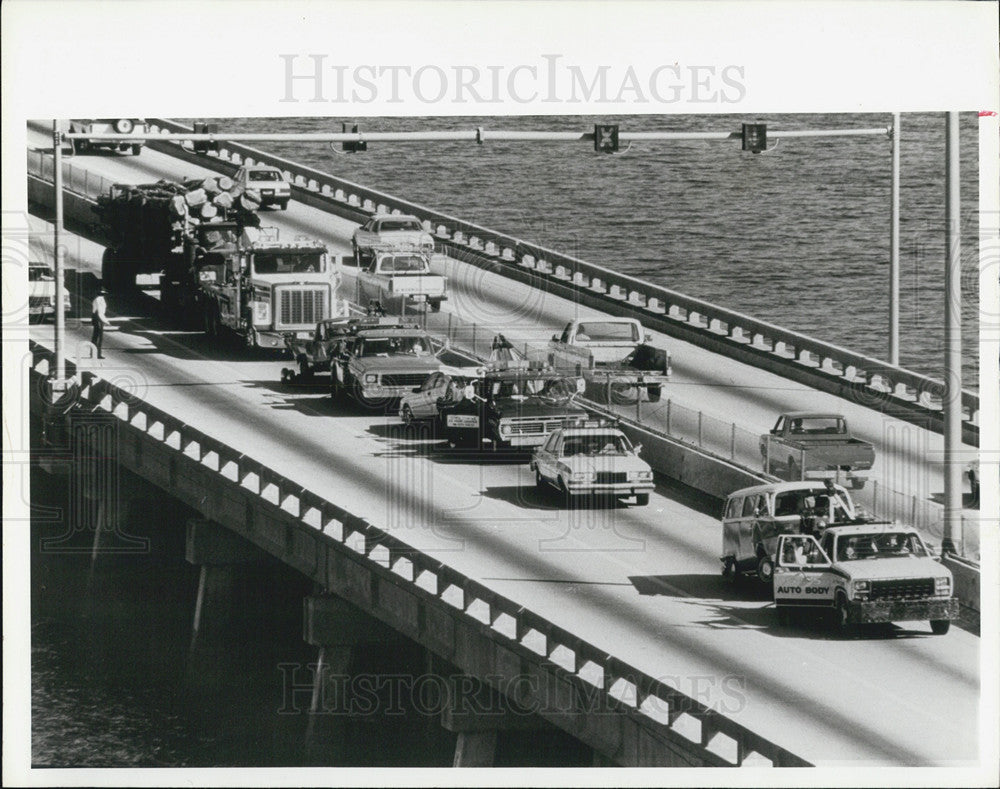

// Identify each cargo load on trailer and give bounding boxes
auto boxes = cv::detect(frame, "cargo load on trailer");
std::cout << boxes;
[94,177,347,348]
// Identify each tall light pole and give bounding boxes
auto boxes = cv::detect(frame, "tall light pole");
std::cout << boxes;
[52,120,66,385]
[889,113,900,366]
[942,112,963,555]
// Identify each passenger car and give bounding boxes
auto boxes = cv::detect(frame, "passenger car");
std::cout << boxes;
[530,422,653,505]
[28,260,71,323]
[398,371,474,424]
[69,118,146,155]
[773,526,958,634]
[352,214,435,264]
[233,165,291,210]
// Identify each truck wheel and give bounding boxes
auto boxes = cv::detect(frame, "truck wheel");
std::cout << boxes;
[647,384,662,403]
[722,557,738,585]
[297,357,313,382]
[331,376,343,400]
[635,493,650,506]
[242,319,256,349]
[608,381,638,406]
[279,199,289,211]
[429,299,442,313]
[756,554,774,585]
[130,144,142,156]
[850,478,866,490]
[535,469,547,489]
[930,619,951,635]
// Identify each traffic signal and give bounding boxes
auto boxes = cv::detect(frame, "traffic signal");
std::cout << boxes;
[193,122,219,153]
[342,123,367,153]
[594,124,619,153]
[742,123,767,153]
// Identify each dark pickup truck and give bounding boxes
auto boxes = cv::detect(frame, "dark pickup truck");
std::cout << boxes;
[281,316,403,382]
[760,412,876,489]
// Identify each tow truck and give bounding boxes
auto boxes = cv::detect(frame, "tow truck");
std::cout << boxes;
[773,526,958,635]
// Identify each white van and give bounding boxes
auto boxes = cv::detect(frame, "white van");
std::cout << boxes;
[720,480,861,584]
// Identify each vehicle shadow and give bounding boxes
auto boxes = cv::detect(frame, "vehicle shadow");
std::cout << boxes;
[481,484,633,512]
[628,573,771,602]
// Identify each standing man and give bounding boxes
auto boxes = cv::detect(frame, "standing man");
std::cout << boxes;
[91,286,111,359]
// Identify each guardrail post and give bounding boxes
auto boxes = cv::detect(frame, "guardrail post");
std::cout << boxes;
[697,411,703,447]
[666,400,671,435]
[472,323,477,357]
[730,423,737,460]
[872,479,880,519]
[447,312,453,341]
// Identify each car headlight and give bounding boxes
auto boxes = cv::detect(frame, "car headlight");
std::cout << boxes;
[570,471,595,483]
[630,470,653,481]
[852,580,870,593]
[935,577,951,595]
[365,374,378,384]
[499,423,510,435]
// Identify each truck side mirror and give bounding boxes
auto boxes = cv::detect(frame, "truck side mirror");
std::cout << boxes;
[633,443,642,455]
[551,334,560,342]
[644,332,652,342]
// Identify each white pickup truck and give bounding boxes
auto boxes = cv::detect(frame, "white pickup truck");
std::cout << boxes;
[542,317,671,404]
[354,250,448,313]
[773,527,959,635]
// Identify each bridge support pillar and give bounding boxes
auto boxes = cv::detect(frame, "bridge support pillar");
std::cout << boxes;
[302,594,403,760]
[440,674,542,767]
[185,519,266,670]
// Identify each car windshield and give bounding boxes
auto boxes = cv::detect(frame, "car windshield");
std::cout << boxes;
[29,266,53,281]
[490,377,575,401]
[253,253,325,274]
[773,489,851,521]
[248,170,282,182]
[378,219,422,233]
[788,417,845,435]
[562,433,631,456]
[378,255,427,273]
[575,321,639,342]
[836,532,927,561]
[359,335,431,357]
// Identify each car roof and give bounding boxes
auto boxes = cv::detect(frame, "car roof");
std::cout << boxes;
[727,480,847,498]
[355,328,431,338]
[780,411,845,420]
[371,213,422,222]
[557,428,626,437]
[825,524,919,537]
[245,164,283,172]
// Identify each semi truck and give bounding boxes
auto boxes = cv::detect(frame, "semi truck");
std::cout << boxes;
[94,180,347,349]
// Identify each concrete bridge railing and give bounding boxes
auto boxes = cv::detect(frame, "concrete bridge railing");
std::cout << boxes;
[27,341,810,767]
[132,118,979,444]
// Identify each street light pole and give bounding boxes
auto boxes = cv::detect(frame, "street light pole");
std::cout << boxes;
[52,120,66,384]
[889,113,900,366]
[942,111,963,555]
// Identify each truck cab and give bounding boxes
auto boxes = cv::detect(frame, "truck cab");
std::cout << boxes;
[438,366,587,450]
[773,527,958,635]
[199,226,347,349]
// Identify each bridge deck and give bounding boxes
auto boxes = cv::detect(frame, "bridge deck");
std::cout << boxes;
[21,136,981,765]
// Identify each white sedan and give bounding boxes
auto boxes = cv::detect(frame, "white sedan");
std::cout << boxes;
[530,424,654,505]
[234,164,291,210]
